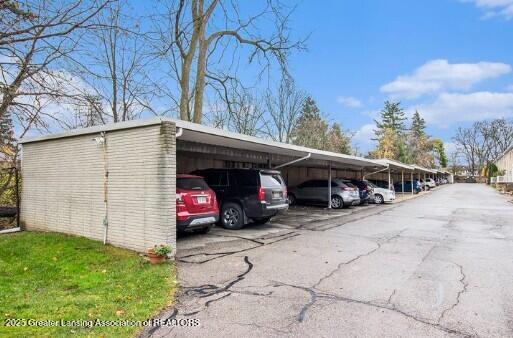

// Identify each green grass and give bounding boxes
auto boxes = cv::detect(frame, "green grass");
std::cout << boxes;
[0,231,176,337]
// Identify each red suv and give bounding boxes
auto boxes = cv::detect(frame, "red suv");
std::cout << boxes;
[176,174,219,233]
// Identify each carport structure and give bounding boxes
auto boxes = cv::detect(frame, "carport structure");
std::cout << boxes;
[174,119,386,209]
[369,159,416,195]
[20,117,388,255]
[412,165,438,191]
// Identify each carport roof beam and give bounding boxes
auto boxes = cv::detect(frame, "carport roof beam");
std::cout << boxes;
[273,152,311,169]
[171,118,385,170]
[372,158,415,172]
[21,117,386,170]
[411,164,438,174]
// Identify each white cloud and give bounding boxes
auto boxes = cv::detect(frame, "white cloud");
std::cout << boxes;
[337,96,362,108]
[413,91,513,126]
[464,0,513,19]
[352,123,376,154]
[380,59,511,99]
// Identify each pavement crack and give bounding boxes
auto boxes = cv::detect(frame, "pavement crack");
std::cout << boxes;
[178,233,299,264]
[313,229,406,288]
[315,292,474,337]
[387,289,397,305]
[271,280,473,337]
[205,292,232,308]
[438,262,469,324]
[183,256,254,298]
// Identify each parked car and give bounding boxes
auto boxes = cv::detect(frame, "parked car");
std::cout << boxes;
[465,176,477,183]
[367,179,393,190]
[191,168,288,230]
[176,174,219,233]
[367,181,395,204]
[425,178,436,189]
[394,180,422,194]
[347,179,372,204]
[288,179,360,209]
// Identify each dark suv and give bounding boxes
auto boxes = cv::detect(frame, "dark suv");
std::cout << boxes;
[347,179,371,204]
[191,168,288,229]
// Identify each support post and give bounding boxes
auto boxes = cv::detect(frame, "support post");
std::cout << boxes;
[424,173,427,191]
[388,166,391,190]
[401,170,404,194]
[328,162,332,209]
[411,172,414,195]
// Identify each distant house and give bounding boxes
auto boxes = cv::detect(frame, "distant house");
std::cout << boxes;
[494,145,513,188]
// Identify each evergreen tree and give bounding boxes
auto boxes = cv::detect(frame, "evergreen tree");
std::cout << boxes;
[374,100,407,137]
[326,122,352,154]
[292,97,328,150]
[411,110,426,138]
[407,110,435,166]
[371,100,408,160]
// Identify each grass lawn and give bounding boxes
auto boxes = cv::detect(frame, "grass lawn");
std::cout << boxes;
[0,231,176,337]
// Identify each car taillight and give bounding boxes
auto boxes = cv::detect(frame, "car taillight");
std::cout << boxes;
[257,187,266,201]
[343,187,353,191]
[283,186,287,198]
[210,191,218,207]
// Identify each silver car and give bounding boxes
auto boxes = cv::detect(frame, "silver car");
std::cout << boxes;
[288,179,361,209]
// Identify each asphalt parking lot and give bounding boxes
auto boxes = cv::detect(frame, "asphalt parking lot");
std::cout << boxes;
[145,184,513,337]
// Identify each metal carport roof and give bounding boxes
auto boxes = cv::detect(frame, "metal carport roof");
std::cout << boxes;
[411,165,438,174]
[171,118,385,170]
[21,117,386,170]
[372,158,415,172]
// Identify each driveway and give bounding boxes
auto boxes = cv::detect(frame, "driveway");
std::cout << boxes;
[145,184,513,337]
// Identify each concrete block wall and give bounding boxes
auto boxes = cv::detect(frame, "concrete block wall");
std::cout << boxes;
[21,121,176,254]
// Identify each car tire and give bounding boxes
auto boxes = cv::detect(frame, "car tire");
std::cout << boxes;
[221,202,245,230]
[374,194,384,204]
[252,217,272,225]
[331,195,343,209]
[288,194,296,206]
[195,224,213,234]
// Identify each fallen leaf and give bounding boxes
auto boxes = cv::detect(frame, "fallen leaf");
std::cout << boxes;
[102,269,107,273]
[23,267,28,271]
[116,310,125,316]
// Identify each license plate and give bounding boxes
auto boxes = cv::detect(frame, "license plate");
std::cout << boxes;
[196,196,207,204]
[190,216,216,226]
[272,191,282,199]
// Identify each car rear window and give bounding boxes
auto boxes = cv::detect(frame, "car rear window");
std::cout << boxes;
[177,178,210,190]
[260,173,283,188]
[334,180,349,188]
[367,182,377,188]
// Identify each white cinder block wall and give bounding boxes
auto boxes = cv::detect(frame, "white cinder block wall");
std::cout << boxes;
[20,120,176,254]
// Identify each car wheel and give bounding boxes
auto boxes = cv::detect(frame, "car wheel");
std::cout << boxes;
[194,224,213,234]
[252,217,272,225]
[331,195,343,209]
[374,194,384,204]
[288,194,297,206]
[221,203,244,230]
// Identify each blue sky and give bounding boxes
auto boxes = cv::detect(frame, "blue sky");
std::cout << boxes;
[282,0,513,154]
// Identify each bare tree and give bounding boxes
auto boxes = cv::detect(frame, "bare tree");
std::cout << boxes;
[453,119,513,176]
[153,0,305,123]
[228,89,264,136]
[264,76,306,143]
[453,126,482,175]
[0,0,112,126]
[63,0,160,125]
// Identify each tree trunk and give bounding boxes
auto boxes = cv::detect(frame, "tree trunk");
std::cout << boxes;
[192,21,207,124]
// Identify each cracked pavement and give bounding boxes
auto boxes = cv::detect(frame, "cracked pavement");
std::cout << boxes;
[143,184,513,337]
